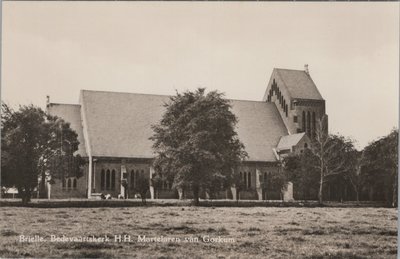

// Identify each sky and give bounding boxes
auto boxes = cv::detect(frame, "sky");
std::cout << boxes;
[2,2,399,149]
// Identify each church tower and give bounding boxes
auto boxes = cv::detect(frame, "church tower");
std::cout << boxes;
[263,65,327,138]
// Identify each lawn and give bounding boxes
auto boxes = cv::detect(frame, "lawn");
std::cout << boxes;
[0,206,397,258]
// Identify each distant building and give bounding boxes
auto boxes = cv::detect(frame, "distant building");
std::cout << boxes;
[46,66,327,200]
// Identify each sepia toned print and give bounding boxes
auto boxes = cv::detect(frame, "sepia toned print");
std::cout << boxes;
[0,2,398,258]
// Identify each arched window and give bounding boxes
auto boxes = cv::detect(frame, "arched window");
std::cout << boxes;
[263,172,267,183]
[106,170,111,190]
[130,170,135,189]
[285,104,288,117]
[62,178,66,189]
[101,169,105,190]
[302,111,306,132]
[312,112,316,137]
[136,170,139,183]
[111,170,116,190]
[239,172,242,183]
[248,172,251,189]
[307,111,311,136]
[73,178,77,189]
[67,178,71,189]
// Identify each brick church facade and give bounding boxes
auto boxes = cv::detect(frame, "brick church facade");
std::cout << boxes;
[46,66,326,200]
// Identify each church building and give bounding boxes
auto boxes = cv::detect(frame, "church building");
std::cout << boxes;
[46,66,326,200]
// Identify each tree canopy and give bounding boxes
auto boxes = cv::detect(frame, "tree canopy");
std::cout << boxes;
[150,88,247,205]
[1,103,82,203]
[362,129,398,206]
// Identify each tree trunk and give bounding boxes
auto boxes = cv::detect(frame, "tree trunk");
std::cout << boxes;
[318,170,324,205]
[349,180,360,205]
[392,170,397,208]
[354,189,359,205]
[39,171,46,199]
[20,187,31,205]
[193,185,200,206]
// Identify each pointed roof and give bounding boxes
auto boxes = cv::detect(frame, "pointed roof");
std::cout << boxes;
[276,132,307,151]
[78,90,288,162]
[274,68,324,100]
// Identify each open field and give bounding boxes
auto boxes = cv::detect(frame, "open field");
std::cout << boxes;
[0,206,397,258]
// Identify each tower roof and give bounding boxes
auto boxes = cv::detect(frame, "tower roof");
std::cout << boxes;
[273,68,324,100]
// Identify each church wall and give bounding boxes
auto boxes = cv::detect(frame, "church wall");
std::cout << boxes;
[292,100,326,137]
[237,162,281,200]
[49,163,89,199]
[93,161,152,198]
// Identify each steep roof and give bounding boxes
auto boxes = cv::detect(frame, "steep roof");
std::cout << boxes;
[47,103,87,157]
[80,90,288,162]
[276,132,306,151]
[274,68,323,100]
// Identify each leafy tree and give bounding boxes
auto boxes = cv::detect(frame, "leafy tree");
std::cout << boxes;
[283,150,319,201]
[206,175,226,200]
[1,103,81,203]
[362,129,398,207]
[150,88,247,205]
[268,169,289,200]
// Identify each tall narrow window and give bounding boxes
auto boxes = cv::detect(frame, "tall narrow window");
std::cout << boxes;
[248,172,251,189]
[73,178,77,189]
[62,178,66,189]
[243,172,247,188]
[302,111,306,132]
[239,172,243,184]
[101,169,105,190]
[285,104,288,117]
[136,170,139,184]
[312,112,316,137]
[307,111,311,136]
[264,172,267,183]
[111,170,116,190]
[106,170,111,190]
[130,170,135,189]
[67,178,71,189]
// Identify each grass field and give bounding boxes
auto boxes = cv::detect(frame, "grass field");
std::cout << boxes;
[0,206,397,258]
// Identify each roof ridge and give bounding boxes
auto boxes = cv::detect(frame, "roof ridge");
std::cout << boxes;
[81,89,270,103]
[81,89,170,98]
[48,102,80,106]
[274,68,306,72]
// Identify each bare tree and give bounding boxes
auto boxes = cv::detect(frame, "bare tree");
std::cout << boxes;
[311,115,355,204]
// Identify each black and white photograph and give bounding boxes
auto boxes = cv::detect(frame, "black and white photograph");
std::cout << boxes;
[0,2,398,258]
